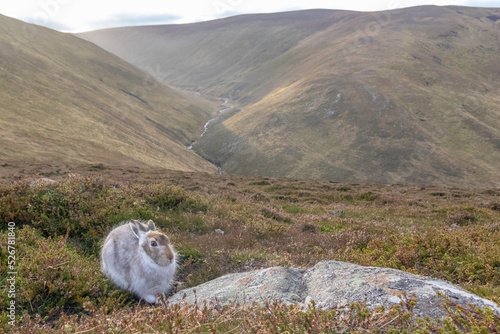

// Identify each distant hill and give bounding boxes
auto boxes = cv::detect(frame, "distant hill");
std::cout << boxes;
[79,6,500,187]
[0,14,218,173]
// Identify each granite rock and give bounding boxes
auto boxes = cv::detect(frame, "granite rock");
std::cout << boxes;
[169,261,500,319]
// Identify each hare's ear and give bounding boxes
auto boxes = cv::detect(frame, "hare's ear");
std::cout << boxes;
[130,222,143,239]
[146,220,156,231]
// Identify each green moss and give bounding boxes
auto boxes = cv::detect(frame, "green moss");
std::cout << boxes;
[143,182,208,213]
[282,204,308,214]
[167,214,208,234]
[319,221,345,233]
[249,180,271,186]
[357,191,379,202]
[176,243,204,263]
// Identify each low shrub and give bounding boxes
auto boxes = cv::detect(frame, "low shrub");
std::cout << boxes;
[0,226,134,323]
[5,294,500,333]
[1,171,499,332]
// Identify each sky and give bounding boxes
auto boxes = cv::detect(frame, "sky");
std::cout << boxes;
[1,0,499,33]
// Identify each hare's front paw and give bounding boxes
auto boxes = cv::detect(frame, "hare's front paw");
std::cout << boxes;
[143,294,157,304]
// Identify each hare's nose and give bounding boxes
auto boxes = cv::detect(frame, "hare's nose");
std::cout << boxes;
[165,247,174,261]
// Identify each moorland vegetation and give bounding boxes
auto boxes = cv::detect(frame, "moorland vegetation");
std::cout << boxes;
[1,166,499,332]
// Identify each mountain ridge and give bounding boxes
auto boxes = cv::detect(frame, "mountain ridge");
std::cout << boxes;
[79,6,500,187]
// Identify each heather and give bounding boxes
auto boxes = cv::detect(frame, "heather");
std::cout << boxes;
[1,170,499,332]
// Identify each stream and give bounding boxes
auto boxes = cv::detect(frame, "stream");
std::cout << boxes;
[188,98,233,150]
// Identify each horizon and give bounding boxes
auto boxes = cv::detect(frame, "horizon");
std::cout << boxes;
[1,0,499,33]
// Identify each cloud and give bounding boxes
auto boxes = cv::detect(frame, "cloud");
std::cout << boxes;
[463,0,500,7]
[42,20,75,32]
[2,0,499,33]
[15,15,73,32]
[76,13,183,32]
[6,3,184,33]
[101,13,182,26]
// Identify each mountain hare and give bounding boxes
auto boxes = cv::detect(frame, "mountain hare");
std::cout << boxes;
[101,219,177,303]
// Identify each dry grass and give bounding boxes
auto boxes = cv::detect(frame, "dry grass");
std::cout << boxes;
[8,294,500,333]
[0,165,499,332]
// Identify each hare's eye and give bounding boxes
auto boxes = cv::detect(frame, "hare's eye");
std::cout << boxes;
[150,240,158,247]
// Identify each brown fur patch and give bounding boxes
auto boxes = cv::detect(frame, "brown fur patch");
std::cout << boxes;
[148,232,170,245]
[142,232,174,264]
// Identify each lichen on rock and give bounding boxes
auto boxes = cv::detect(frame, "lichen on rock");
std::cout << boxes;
[169,260,500,320]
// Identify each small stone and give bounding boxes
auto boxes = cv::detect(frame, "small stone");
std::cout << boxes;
[30,178,56,187]
[328,209,343,217]
[214,229,224,234]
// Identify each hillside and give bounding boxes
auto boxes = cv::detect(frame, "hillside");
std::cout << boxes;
[79,6,500,187]
[0,14,219,173]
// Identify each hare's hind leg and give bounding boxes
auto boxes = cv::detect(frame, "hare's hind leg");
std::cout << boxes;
[101,240,130,290]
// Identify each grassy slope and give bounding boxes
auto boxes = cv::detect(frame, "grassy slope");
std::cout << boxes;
[79,6,500,187]
[1,166,500,331]
[216,6,500,185]
[78,9,342,100]
[0,14,219,173]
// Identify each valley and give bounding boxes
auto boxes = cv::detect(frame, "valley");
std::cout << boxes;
[80,6,500,187]
[1,6,499,186]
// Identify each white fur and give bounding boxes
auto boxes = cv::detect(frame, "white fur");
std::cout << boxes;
[101,220,177,303]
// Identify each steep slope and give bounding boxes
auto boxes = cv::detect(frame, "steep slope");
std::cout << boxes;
[78,10,341,102]
[0,14,218,172]
[79,7,500,187]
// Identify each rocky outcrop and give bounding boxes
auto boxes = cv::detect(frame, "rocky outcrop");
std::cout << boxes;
[169,261,500,319]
